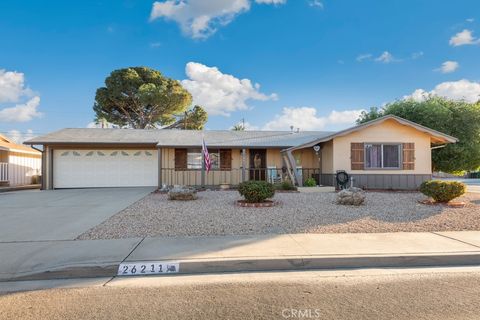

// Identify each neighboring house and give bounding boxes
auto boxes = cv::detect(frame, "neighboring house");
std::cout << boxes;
[0,134,42,187]
[24,115,457,190]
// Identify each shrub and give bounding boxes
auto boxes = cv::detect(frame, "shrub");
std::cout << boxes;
[419,180,466,203]
[303,177,317,187]
[275,180,297,191]
[238,180,275,203]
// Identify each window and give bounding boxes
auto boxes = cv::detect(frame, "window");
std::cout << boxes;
[186,148,220,170]
[365,144,401,169]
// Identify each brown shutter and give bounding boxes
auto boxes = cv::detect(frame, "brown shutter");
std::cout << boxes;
[220,149,232,171]
[174,149,187,171]
[402,143,415,170]
[351,143,364,170]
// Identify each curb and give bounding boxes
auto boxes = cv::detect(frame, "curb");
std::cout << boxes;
[3,252,480,282]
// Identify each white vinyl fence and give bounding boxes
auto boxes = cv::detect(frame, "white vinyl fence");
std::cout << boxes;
[0,162,8,182]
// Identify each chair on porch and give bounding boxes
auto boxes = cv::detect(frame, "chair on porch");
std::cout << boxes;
[267,166,282,184]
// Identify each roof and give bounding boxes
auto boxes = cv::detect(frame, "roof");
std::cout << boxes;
[24,128,334,148]
[0,134,41,155]
[284,115,458,152]
[24,115,457,150]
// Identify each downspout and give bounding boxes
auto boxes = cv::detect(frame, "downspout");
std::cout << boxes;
[431,144,447,150]
[30,145,43,153]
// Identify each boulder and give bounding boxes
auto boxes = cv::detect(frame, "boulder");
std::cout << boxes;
[336,187,366,206]
[168,186,198,201]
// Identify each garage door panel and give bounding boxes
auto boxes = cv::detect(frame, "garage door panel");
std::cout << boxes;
[53,149,158,188]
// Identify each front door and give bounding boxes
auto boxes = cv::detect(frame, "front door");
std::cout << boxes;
[249,149,266,181]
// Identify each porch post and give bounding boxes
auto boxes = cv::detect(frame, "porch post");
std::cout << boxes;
[286,150,302,186]
[281,151,296,185]
[41,147,46,190]
[47,146,54,190]
[241,148,246,182]
[157,148,162,189]
[201,151,205,188]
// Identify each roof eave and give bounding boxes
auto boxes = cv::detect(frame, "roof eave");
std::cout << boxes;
[283,115,458,152]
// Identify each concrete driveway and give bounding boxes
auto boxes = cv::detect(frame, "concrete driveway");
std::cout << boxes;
[0,188,154,242]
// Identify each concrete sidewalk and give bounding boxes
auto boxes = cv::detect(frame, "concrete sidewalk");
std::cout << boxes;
[1,232,480,281]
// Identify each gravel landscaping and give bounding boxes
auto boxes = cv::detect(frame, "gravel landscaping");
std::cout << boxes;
[77,191,480,240]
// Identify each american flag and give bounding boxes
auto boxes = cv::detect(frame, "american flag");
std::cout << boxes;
[202,138,211,173]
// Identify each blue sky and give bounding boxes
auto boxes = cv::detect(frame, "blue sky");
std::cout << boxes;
[0,0,479,142]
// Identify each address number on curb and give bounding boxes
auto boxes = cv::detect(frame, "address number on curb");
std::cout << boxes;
[117,261,180,276]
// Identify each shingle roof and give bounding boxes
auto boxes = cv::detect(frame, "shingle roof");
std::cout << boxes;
[24,115,457,149]
[24,128,334,148]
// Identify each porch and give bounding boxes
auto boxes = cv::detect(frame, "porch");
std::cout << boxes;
[159,144,331,188]
[159,167,327,187]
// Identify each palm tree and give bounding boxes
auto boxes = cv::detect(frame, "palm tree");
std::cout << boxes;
[232,123,245,131]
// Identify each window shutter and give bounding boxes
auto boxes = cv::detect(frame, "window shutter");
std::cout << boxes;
[351,143,364,170]
[402,143,415,170]
[174,149,187,171]
[220,149,232,171]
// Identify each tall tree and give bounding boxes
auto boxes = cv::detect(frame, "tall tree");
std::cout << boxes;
[357,96,480,173]
[93,67,192,129]
[164,105,208,130]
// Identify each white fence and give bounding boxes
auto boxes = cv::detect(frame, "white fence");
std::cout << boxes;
[0,162,8,182]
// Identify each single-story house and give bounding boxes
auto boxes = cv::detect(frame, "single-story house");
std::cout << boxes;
[0,134,42,187]
[24,115,457,190]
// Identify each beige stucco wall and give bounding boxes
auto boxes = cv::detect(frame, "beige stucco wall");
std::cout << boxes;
[332,119,432,174]
[320,140,334,174]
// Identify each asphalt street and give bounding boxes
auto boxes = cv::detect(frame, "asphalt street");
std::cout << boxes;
[1,268,480,320]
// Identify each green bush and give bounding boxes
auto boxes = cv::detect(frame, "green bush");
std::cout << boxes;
[238,180,275,203]
[303,177,317,187]
[419,180,466,203]
[275,180,297,191]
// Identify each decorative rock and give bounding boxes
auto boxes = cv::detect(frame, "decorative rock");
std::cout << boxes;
[168,186,198,201]
[336,187,366,206]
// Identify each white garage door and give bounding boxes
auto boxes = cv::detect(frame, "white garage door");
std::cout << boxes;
[53,149,158,188]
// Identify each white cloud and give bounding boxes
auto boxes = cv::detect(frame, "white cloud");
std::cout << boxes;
[0,68,41,123]
[181,62,277,116]
[356,53,372,62]
[150,42,162,48]
[262,107,365,131]
[357,51,399,63]
[435,61,459,74]
[255,0,286,4]
[404,79,480,103]
[6,129,36,144]
[449,29,480,46]
[0,96,42,122]
[86,120,119,128]
[466,18,474,23]
[404,89,429,102]
[150,0,284,39]
[375,51,397,63]
[0,69,33,103]
[308,0,323,8]
[411,51,424,59]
